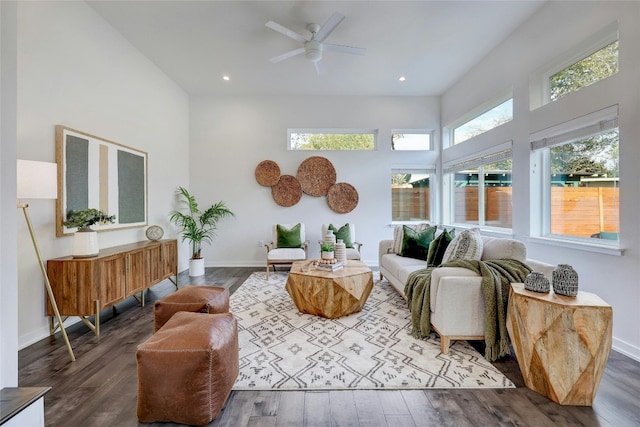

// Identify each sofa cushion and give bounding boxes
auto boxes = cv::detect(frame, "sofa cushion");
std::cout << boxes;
[481,237,527,262]
[400,225,437,260]
[380,253,426,282]
[392,223,431,254]
[442,228,483,263]
[427,228,455,267]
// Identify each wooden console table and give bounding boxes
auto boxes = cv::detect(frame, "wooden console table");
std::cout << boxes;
[46,239,177,336]
[506,283,612,406]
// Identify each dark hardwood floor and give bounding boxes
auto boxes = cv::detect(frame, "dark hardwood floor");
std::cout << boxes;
[18,267,640,427]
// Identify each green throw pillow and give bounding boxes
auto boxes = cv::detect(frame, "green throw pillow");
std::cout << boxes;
[427,228,456,267]
[400,225,437,260]
[328,223,353,248]
[276,223,302,248]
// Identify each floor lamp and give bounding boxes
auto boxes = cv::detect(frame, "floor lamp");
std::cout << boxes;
[17,159,75,362]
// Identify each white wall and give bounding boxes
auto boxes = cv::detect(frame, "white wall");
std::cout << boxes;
[15,1,190,349]
[188,94,439,268]
[1,0,19,388]
[441,1,640,360]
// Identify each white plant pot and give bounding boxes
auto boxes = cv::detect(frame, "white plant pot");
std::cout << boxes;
[189,258,205,276]
[321,251,334,260]
[72,229,99,258]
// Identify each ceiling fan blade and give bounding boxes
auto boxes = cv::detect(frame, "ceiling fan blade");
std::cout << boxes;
[314,59,326,75]
[322,43,366,56]
[265,21,308,44]
[269,47,305,63]
[314,12,344,42]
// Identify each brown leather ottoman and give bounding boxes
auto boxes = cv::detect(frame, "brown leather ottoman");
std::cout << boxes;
[137,311,239,426]
[154,285,229,332]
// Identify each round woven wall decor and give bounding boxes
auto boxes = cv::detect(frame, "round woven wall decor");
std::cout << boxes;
[255,160,281,187]
[327,182,359,214]
[296,156,337,197]
[271,175,302,207]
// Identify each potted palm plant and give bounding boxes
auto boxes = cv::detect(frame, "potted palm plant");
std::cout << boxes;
[64,208,116,258]
[169,186,235,276]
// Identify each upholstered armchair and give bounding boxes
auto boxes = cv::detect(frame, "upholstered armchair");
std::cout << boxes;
[321,223,362,260]
[265,223,308,278]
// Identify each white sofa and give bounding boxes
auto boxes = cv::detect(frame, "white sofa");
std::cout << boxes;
[379,235,555,354]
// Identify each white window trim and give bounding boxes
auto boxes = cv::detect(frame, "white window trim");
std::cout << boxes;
[530,21,619,109]
[390,129,434,151]
[443,141,513,231]
[444,89,513,148]
[530,106,621,249]
[391,165,434,224]
[287,128,378,150]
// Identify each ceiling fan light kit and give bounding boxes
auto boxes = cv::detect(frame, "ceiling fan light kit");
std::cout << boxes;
[266,12,365,74]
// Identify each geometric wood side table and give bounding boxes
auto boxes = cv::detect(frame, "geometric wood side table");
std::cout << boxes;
[286,260,374,319]
[506,283,612,406]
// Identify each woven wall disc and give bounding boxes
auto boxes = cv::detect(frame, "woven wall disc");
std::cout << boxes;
[327,182,359,214]
[271,175,302,207]
[255,160,281,187]
[296,156,337,197]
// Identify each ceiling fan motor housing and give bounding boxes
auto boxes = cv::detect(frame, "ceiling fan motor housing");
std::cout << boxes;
[305,40,322,62]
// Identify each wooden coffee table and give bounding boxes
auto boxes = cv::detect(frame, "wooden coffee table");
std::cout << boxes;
[285,260,374,319]
[506,283,613,406]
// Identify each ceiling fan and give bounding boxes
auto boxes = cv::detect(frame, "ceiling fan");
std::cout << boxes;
[265,12,366,75]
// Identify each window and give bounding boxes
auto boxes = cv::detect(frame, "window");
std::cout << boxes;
[452,98,513,145]
[288,129,376,150]
[549,40,618,102]
[531,106,619,242]
[531,22,619,109]
[444,145,512,229]
[391,130,432,151]
[391,169,431,222]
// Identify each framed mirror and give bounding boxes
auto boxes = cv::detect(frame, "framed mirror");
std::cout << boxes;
[55,125,148,236]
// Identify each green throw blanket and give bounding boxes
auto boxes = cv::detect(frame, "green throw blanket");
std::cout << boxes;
[404,258,532,361]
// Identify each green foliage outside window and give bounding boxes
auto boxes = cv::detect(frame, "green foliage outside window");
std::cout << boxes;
[550,130,619,178]
[291,133,374,150]
[550,40,618,101]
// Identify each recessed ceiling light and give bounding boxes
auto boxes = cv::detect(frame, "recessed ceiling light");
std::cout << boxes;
[399,76,406,82]
[223,75,230,81]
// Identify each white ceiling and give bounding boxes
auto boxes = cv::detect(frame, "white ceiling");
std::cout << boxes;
[87,1,545,97]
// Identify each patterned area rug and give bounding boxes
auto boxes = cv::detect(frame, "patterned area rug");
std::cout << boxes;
[231,272,514,390]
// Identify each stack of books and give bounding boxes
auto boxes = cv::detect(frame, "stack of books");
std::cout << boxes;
[316,261,344,271]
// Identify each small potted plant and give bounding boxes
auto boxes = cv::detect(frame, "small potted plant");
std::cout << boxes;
[321,242,335,260]
[169,187,235,276]
[64,208,116,258]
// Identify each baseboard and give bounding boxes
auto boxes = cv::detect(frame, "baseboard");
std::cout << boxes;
[203,259,379,268]
[612,337,640,362]
[18,317,81,350]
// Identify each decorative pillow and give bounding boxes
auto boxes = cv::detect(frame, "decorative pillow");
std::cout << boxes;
[427,228,456,267]
[328,223,353,248]
[276,223,302,248]
[481,237,526,262]
[392,223,431,254]
[400,225,437,260]
[441,228,483,264]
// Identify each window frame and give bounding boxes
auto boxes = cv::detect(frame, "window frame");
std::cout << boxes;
[287,128,378,151]
[530,105,620,248]
[391,166,434,224]
[442,142,513,231]
[530,21,619,110]
[391,129,434,151]
[446,91,513,147]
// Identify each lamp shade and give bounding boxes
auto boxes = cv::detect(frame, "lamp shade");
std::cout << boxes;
[17,159,58,200]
